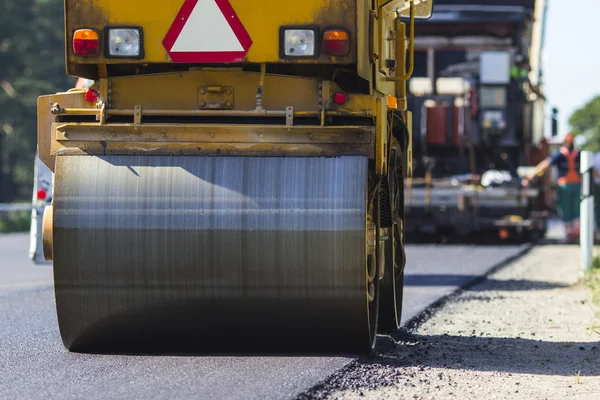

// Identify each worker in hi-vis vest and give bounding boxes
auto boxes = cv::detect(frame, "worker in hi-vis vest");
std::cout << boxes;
[523,133,581,242]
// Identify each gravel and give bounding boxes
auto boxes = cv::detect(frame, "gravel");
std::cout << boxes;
[298,244,600,400]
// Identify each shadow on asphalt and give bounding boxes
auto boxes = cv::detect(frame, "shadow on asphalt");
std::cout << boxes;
[404,275,570,291]
[405,234,531,246]
[371,330,600,376]
[296,330,600,399]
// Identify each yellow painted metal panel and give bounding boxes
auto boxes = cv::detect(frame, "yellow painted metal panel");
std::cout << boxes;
[65,0,357,71]
[37,90,97,171]
[50,122,373,157]
[105,70,322,112]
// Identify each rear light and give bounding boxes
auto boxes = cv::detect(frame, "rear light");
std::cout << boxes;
[73,29,99,56]
[323,29,350,56]
[37,189,47,201]
[85,89,99,103]
[333,93,348,105]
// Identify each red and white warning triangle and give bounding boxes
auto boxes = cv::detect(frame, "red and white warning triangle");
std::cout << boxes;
[163,0,253,63]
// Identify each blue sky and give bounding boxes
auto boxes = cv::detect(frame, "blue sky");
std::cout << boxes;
[543,0,599,137]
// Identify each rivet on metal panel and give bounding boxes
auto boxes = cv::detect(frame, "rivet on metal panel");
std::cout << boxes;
[134,105,142,125]
[286,106,294,126]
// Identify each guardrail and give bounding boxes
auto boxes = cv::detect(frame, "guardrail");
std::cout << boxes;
[0,203,31,213]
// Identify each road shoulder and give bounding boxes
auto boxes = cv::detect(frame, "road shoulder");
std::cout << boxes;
[300,244,600,400]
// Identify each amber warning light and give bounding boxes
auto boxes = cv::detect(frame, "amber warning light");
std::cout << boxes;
[323,29,349,56]
[73,29,99,56]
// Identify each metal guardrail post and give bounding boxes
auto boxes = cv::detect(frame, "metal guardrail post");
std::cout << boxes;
[580,151,594,276]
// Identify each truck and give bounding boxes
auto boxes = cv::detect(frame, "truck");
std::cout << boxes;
[36,0,435,353]
[403,0,552,242]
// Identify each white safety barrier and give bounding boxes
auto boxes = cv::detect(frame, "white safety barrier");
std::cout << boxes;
[580,151,594,275]
[0,203,30,212]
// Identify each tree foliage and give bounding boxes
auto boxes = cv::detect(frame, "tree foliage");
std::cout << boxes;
[569,95,600,151]
[0,0,75,202]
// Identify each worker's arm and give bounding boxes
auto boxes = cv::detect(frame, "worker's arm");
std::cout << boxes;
[522,158,551,186]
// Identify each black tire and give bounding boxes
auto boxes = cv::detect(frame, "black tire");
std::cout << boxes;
[378,242,404,332]
[378,139,405,333]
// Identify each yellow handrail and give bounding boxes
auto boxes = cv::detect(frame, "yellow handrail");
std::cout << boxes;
[387,1,415,82]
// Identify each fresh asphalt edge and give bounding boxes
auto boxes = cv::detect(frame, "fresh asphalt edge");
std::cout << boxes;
[294,243,535,400]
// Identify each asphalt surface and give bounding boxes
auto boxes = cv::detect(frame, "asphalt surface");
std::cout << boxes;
[0,232,530,400]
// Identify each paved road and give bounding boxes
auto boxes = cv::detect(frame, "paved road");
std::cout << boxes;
[0,233,530,400]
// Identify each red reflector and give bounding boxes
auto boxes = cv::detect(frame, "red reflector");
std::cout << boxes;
[73,39,99,56]
[37,189,47,201]
[323,29,350,56]
[85,89,99,103]
[333,93,348,105]
[73,29,99,56]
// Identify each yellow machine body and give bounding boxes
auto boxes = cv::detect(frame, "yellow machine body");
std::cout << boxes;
[38,0,432,353]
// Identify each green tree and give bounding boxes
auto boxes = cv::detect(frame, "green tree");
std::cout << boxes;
[569,95,600,151]
[0,0,75,202]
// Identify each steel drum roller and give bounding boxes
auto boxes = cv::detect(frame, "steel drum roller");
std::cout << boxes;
[52,155,373,352]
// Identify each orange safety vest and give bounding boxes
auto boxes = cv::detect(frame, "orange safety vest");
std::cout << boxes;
[557,146,581,185]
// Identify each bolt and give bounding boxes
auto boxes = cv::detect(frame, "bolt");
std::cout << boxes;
[199,100,206,107]
[199,89,206,95]
[259,133,264,138]
[210,133,215,138]
[225,100,232,107]
[225,88,232,95]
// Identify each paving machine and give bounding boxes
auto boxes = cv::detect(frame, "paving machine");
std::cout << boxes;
[37,0,434,352]
[403,0,550,241]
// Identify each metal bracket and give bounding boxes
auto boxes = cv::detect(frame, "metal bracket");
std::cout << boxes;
[198,86,234,109]
[286,106,294,126]
[97,102,107,124]
[134,105,142,125]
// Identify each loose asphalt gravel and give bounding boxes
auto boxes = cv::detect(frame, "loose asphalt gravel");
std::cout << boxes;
[300,244,600,400]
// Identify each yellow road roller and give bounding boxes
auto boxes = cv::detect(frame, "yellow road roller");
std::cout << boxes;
[38,0,434,353]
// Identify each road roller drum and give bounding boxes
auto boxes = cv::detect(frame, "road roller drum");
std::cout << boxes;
[51,155,377,352]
